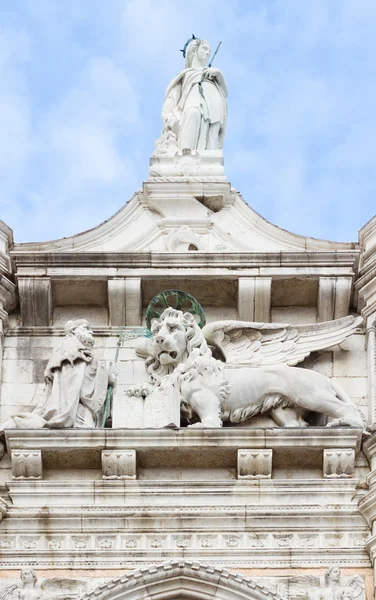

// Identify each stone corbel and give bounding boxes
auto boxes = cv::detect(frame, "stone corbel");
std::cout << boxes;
[11,449,43,480]
[323,448,355,478]
[125,278,142,326]
[318,276,353,322]
[108,278,142,326]
[102,449,136,479]
[237,449,273,479]
[238,277,272,322]
[18,277,52,326]
[108,279,127,326]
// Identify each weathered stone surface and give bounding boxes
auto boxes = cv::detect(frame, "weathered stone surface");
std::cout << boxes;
[0,57,374,592]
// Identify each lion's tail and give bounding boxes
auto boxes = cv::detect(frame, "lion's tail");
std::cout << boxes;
[330,380,354,405]
[330,381,367,428]
[222,394,290,424]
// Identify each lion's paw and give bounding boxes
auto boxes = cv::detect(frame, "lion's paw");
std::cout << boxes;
[126,383,153,398]
[326,418,348,428]
[188,421,223,428]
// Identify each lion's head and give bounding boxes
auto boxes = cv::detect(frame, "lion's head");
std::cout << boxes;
[145,308,211,384]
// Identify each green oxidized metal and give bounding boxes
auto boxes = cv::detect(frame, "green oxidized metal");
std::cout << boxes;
[146,289,206,330]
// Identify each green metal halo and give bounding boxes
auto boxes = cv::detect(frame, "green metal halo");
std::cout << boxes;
[146,289,206,330]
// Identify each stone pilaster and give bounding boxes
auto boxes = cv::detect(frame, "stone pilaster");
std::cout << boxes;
[317,276,353,322]
[0,221,16,381]
[357,216,376,429]
[359,434,376,597]
[367,319,376,426]
[238,277,271,322]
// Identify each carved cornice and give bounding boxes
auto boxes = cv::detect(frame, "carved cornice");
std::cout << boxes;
[4,427,363,453]
[11,250,359,269]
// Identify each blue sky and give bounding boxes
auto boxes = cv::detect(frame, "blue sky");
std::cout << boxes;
[1,0,375,243]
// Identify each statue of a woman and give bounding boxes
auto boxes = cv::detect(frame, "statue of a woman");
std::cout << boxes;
[156,37,228,154]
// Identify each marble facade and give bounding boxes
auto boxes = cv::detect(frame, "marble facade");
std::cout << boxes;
[1,36,376,600]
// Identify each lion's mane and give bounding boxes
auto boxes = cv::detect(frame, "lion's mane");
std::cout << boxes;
[144,309,292,426]
[145,308,212,385]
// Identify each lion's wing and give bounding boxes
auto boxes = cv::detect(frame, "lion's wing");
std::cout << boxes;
[0,586,21,600]
[347,576,365,600]
[202,315,362,367]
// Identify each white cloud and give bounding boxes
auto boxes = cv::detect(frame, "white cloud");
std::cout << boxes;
[0,0,375,242]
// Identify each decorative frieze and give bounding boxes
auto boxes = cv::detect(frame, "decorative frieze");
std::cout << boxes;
[0,530,369,555]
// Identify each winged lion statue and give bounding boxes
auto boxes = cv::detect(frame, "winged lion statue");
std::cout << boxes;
[133,309,365,429]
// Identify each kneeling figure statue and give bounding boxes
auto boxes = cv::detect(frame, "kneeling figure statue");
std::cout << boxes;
[0,319,118,459]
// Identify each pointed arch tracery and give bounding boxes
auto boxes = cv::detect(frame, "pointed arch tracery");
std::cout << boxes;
[81,560,283,600]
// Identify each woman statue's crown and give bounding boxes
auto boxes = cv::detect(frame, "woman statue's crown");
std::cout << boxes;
[180,34,197,58]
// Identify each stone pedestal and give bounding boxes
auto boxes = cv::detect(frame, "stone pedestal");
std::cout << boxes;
[149,149,226,180]
[2,428,367,570]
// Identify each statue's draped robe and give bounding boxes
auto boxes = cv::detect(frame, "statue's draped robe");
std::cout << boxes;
[5,336,108,429]
[162,67,227,150]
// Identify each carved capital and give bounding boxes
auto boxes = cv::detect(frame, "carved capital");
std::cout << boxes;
[323,448,355,478]
[238,449,272,479]
[11,450,43,480]
[102,449,136,480]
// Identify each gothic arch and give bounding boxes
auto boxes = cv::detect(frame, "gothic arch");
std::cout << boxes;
[81,560,284,600]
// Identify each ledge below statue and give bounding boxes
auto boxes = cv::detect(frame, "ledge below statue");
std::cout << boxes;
[2,427,363,484]
[149,149,226,180]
